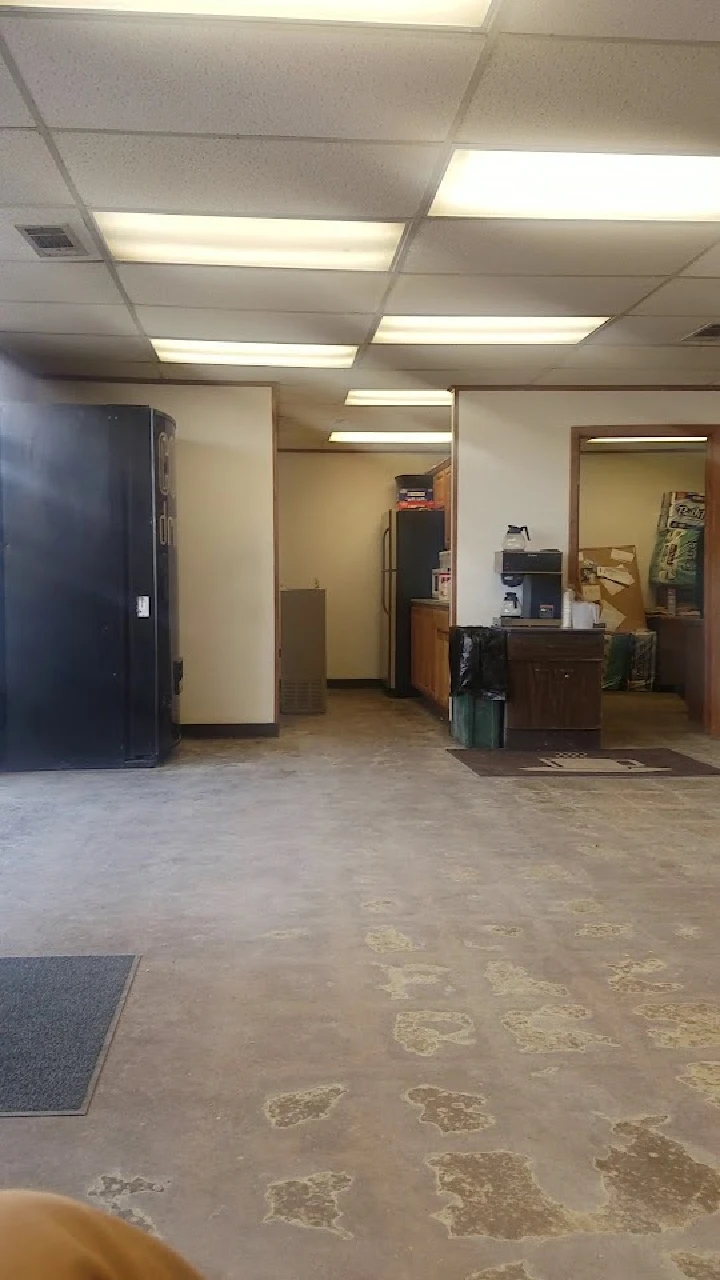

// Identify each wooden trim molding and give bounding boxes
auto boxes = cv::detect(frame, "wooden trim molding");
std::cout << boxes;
[568,423,720,738]
[272,387,280,730]
[450,390,459,629]
[704,432,720,735]
[182,723,280,739]
[451,384,720,392]
[327,678,383,689]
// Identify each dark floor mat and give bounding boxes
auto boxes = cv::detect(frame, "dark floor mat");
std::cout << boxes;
[450,747,720,778]
[0,954,138,1116]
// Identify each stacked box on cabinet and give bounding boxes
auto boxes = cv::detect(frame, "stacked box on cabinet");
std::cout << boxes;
[395,474,435,509]
[650,490,705,611]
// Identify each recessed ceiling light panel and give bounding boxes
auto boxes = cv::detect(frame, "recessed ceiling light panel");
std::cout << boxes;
[373,316,608,344]
[8,0,492,26]
[152,338,357,367]
[345,389,453,406]
[587,435,708,445]
[432,150,720,220]
[330,430,452,444]
[95,212,403,271]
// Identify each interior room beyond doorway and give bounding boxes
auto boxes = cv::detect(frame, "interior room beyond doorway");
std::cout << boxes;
[577,433,708,743]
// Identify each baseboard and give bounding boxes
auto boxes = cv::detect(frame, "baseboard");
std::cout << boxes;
[327,678,383,689]
[181,723,280,739]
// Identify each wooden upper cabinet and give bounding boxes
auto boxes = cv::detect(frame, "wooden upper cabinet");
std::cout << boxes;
[432,458,452,550]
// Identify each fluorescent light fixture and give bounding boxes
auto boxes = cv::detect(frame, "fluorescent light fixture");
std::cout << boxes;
[330,430,451,444]
[432,150,720,220]
[152,338,356,367]
[4,0,492,23]
[95,212,403,271]
[345,389,453,406]
[373,316,608,344]
[586,435,708,445]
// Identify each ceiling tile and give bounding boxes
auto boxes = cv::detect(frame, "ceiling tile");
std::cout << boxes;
[56,133,440,219]
[632,278,720,316]
[402,219,718,277]
[498,0,720,42]
[136,307,373,344]
[548,344,720,371]
[43,360,163,380]
[535,366,719,386]
[0,333,154,360]
[589,316,713,345]
[364,344,568,370]
[304,366,456,391]
[680,243,720,277]
[0,301,139,335]
[386,274,661,315]
[0,130,74,205]
[0,207,101,261]
[0,260,122,303]
[119,264,389,313]
[150,364,307,384]
[459,35,720,151]
[2,19,481,140]
[0,57,33,126]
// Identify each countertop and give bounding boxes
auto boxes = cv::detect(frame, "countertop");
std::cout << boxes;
[411,598,449,608]
[492,620,604,633]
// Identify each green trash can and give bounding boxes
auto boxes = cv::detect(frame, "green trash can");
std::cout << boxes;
[451,694,504,748]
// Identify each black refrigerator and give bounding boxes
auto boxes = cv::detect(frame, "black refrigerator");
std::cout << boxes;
[0,403,182,770]
[381,508,445,696]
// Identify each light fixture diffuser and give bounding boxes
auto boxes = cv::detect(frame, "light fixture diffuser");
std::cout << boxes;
[330,430,451,444]
[431,150,720,220]
[373,316,608,344]
[3,0,492,23]
[95,212,403,271]
[586,436,708,445]
[152,338,356,367]
[345,389,453,406]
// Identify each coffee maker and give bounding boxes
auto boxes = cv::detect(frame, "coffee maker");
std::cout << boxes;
[494,548,563,622]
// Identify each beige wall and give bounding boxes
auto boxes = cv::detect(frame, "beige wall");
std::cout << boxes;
[44,381,276,726]
[456,390,720,624]
[278,450,442,679]
[579,450,705,606]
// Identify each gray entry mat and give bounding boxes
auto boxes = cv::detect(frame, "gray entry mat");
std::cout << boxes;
[0,954,138,1116]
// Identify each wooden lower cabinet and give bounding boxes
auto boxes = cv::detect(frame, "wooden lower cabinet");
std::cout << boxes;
[504,630,604,750]
[411,603,449,715]
[647,614,705,725]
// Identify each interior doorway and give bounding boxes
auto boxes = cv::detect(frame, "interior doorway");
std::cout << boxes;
[568,425,720,739]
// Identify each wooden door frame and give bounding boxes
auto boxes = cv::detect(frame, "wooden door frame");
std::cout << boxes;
[569,423,720,736]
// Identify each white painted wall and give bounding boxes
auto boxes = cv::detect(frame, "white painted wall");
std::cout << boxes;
[456,391,720,624]
[44,381,276,726]
[278,450,442,679]
[579,450,706,606]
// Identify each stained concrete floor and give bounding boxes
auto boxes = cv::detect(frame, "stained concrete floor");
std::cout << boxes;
[1,690,719,1280]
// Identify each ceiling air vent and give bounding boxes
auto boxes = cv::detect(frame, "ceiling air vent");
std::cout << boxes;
[683,321,720,343]
[15,223,89,259]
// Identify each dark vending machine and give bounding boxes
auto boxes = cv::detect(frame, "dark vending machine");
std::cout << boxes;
[0,404,182,770]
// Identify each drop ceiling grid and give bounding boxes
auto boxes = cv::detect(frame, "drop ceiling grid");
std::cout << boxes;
[0,10,720,394]
[497,0,720,44]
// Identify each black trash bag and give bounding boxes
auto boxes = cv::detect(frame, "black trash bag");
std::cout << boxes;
[449,626,508,700]
[449,626,481,695]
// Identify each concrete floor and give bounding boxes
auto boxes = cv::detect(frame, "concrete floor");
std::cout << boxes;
[1,691,719,1280]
